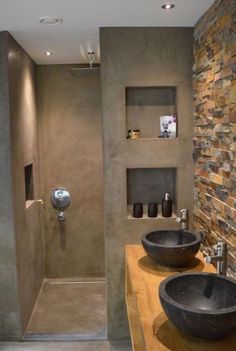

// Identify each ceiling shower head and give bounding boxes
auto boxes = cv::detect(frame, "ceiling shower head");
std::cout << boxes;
[69,65,100,76]
[69,51,100,77]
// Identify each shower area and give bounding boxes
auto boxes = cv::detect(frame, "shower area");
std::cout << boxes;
[0,32,106,341]
[24,63,106,341]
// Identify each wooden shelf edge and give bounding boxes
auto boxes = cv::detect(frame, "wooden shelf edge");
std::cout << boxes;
[125,262,146,351]
[126,138,178,141]
[125,294,146,351]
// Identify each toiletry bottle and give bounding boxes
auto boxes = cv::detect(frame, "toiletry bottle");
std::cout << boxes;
[162,193,172,217]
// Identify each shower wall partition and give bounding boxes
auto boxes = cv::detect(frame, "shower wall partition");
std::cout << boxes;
[0,31,105,340]
[0,31,44,340]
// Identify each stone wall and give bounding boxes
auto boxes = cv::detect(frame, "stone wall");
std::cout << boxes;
[193,0,236,276]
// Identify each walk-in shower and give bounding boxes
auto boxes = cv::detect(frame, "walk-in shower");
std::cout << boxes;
[22,58,105,342]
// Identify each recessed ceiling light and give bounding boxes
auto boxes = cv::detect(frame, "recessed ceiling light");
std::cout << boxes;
[44,51,53,56]
[40,17,63,25]
[161,3,175,10]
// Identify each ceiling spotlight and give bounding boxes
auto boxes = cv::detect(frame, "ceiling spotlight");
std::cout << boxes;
[40,17,63,25]
[44,51,53,56]
[161,3,175,10]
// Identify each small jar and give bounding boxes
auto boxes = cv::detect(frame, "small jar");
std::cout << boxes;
[132,203,143,218]
[127,129,140,139]
[148,202,158,217]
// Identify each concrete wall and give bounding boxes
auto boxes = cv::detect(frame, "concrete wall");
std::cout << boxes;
[0,32,44,339]
[37,65,104,278]
[100,27,194,340]
[0,32,21,341]
[193,0,236,277]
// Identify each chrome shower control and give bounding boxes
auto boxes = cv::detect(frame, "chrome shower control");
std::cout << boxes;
[51,188,70,210]
[51,188,71,222]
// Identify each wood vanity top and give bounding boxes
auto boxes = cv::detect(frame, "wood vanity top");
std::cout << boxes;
[125,245,236,351]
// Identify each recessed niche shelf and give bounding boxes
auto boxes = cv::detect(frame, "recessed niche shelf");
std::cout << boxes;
[24,163,34,202]
[127,168,176,218]
[126,137,178,141]
[126,86,177,139]
[127,212,177,221]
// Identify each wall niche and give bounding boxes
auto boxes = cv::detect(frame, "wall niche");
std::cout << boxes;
[127,167,176,218]
[126,86,177,139]
[24,163,34,202]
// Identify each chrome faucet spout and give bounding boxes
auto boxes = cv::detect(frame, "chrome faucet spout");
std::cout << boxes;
[176,209,189,230]
[205,255,223,263]
[204,241,227,275]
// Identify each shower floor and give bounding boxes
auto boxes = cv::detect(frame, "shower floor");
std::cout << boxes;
[24,277,107,341]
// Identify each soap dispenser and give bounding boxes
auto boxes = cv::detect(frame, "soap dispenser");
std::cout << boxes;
[162,193,172,217]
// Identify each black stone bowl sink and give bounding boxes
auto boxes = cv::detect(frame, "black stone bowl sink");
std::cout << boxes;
[159,272,236,340]
[141,230,201,267]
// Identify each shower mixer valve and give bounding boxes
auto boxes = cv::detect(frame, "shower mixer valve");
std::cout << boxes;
[51,188,71,222]
[58,211,65,222]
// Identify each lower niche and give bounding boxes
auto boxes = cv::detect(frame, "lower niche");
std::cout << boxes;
[127,168,176,218]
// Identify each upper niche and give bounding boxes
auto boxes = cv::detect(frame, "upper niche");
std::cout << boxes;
[126,86,177,139]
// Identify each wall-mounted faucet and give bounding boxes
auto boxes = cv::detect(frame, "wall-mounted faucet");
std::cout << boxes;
[205,241,228,276]
[176,209,189,230]
[51,188,71,222]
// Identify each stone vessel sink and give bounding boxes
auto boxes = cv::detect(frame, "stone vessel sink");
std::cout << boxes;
[159,272,236,340]
[141,230,201,267]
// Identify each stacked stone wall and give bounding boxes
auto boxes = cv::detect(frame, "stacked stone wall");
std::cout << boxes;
[193,0,236,275]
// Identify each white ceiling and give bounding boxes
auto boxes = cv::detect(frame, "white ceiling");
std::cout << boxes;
[0,0,214,64]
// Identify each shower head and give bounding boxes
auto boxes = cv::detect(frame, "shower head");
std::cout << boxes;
[69,51,100,77]
[69,65,100,76]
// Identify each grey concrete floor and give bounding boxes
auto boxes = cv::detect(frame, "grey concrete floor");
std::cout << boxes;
[0,341,132,351]
[24,278,107,341]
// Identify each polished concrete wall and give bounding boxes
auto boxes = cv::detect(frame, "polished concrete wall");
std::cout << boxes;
[37,65,105,277]
[7,33,44,335]
[100,27,194,339]
[0,32,21,340]
[0,32,44,339]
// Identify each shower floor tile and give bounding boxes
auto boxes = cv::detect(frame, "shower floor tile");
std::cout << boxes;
[24,278,107,341]
[0,341,132,351]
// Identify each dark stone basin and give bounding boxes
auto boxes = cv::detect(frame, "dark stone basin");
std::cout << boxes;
[141,230,201,267]
[159,272,236,340]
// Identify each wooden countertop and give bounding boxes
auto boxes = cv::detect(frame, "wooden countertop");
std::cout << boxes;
[125,245,236,351]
